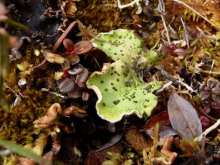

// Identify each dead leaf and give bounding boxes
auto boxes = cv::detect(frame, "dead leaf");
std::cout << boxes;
[168,93,202,139]
[125,127,152,153]
[143,111,170,129]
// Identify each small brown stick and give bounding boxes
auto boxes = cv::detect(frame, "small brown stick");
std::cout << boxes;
[52,21,77,53]
[198,107,218,122]
[31,21,77,73]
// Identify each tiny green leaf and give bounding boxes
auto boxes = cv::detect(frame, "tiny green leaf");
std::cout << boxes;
[0,139,51,165]
[87,60,161,123]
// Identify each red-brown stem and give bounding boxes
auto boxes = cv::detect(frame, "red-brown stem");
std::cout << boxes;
[31,21,77,73]
[198,107,218,122]
[164,52,169,71]
[52,21,77,53]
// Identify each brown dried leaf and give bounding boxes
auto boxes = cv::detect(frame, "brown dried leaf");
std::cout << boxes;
[42,51,65,64]
[33,103,62,128]
[143,111,170,129]
[125,128,152,153]
[168,93,202,139]
[63,105,87,118]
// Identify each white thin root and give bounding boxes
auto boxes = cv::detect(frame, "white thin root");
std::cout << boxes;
[156,81,173,94]
[176,80,194,92]
[117,0,142,14]
[197,119,220,141]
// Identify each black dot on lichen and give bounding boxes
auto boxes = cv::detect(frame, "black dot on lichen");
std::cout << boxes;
[119,35,122,39]
[101,80,104,83]
[112,87,118,91]
[113,100,120,105]
[145,85,152,93]
[114,71,117,73]
[116,78,119,82]
[114,53,117,55]
[133,101,138,103]
[100,44,103,46]
[145,99,150,102]
[144,105,147,108]
[111,73,113,76]
[123,73,128,77]
[103,103,106,106]
[121,65,124,68]
[110,82,114,85]
[105,88,108,91]
[125,81,131,87]
[121,54,124,56]
[137,51,141,55]
[120,50,123,52]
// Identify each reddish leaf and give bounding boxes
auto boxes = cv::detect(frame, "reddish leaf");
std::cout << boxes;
[63,38,74,52]
[143,111,170,129]
[161,45,171,52]
[173,48,187,56]
[199,116,210,127]
[73,41,93,55]
[168,93,202,139]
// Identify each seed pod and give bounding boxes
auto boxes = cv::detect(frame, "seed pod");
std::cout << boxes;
[68,64,83,75]
[66,54,80,65]
[76,68,89,83]
[58,78,75,93]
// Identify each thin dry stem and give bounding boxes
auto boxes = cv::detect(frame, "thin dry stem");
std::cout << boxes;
[173,0,212,25]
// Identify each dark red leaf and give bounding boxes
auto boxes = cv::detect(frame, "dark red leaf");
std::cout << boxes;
[173,48,187,56]
[143,111,170,129]
[199,116,210,127]
[63,38,74,53]
[202,105,211,114]
[73,41,93,55]
[161,45,171,52]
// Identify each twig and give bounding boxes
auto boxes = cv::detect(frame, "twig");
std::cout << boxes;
[198,107,218,122]
[156,66,194,92]
[181,18,189,49]
[173,0,212,25]
[196,26,216,41]
[52,21,77,53]
[161,15,171,45]
[209,60,215,77]
[200,70,220,75]
[197,119,220,141]
[157,0,165,15]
